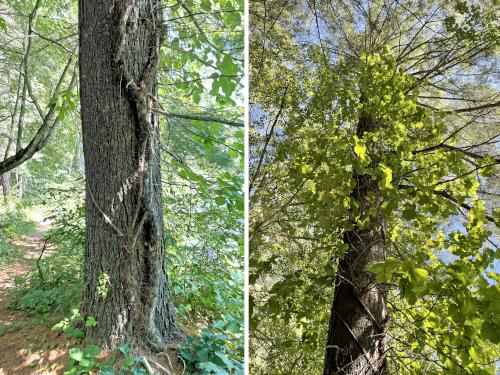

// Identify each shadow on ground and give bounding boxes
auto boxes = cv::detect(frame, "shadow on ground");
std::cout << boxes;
[0,219,67,375]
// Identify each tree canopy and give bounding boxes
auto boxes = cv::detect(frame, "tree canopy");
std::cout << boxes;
[249,0,499,373]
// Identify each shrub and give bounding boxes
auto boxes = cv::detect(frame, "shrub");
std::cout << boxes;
[179,315,244,375]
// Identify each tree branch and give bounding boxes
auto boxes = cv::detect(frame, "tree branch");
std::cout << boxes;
[154,108,243,127]
[398,185,496,224]
[418,97,500,114]
[414,143,500,163]
[0,60,77,175]
[432,190,495,224]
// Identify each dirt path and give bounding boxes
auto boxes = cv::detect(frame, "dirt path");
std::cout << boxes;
[0,216,67,375]
[0,214,181,374]
[0,220,50,295]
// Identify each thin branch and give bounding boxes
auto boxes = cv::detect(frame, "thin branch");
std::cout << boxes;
[441,100,500,114]
[432,190,495,223]
[250,85,288,191]
[154,108,243,127]
[86,180,125,237]
[0,62,77,174]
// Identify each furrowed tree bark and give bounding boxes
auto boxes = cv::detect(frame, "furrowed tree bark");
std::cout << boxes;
[323,115,389,375]
[79,0,180,350]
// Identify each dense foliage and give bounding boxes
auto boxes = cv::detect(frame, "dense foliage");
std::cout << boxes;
[250,0,499,373]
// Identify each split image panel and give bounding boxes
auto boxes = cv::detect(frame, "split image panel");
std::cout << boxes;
[248,1,500,374]
[0,0,499,374]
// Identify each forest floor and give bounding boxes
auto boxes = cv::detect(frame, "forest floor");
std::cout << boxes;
[0,212,68,375]
[0,212,184,375]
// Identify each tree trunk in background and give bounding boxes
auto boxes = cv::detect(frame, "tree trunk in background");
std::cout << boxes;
[323,116,389,375]
[1,173,10,204]
[14,78,27,198]
[16,76,28,156]
[71,129,84,174]
[0,143,11,205]
[79,0,180,350]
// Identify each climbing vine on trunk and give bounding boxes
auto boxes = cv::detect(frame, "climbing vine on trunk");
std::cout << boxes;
[79,0,179,350]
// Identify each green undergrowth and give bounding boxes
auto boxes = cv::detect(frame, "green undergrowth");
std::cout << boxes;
[179,317,244,374]
[13,182,85,316]
[168,240,244,374]
[9,181,243,374]
[65,343,156,375]
[0,204,36,268]
[52,310,156,375]
[15,239,83,315]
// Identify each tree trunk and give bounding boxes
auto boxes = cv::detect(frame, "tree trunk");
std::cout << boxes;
[0,143,11,205]
[323,115,390,375]
[16,75,28,155]
[79,0,180,350]
[1,173,10,204]
[71,129,84,174]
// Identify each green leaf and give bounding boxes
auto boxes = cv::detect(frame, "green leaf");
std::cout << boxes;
[214,351,235,369]
[219,54,238,76]
[0,17,7,32]
[481,321,500,343]
[368,257,400,283]
[213,319,225,329]
[83,344,101,357]
[412,268,428,283]
[379,164,393,189]
[68,348,84,362]
[52,321,66,331]
[402,204,417,220]
[118,343,130,355]
[197,361,228,374]
[121,356,135,369]
[219,76,237,97]
[78,357,93,368]
[353,136,367,161]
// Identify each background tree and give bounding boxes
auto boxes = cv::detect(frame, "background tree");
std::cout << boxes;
[0,0,78,198]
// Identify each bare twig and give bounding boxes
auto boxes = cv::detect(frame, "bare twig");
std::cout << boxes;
[154,108,243,127]
[151,357,174,375]
[36,238,47,285]
[141,357,155,375]
[158,351,175,373]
